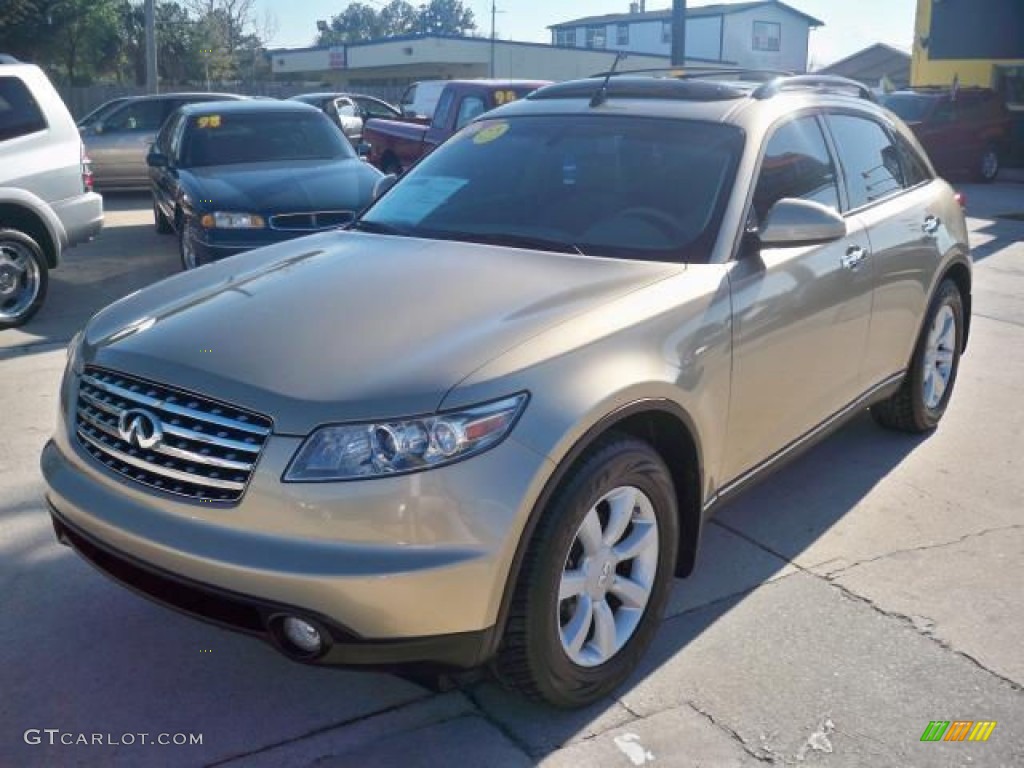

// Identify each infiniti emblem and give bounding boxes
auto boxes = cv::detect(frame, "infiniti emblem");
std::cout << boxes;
[117,408,164,450]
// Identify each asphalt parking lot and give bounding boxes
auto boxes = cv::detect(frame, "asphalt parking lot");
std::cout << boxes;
[2,186,1023,767]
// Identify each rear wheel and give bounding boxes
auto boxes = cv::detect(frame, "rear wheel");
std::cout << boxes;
[872,279,964,432]
[494,436,678,708]
[977,145,1000,182]
[0,228,48,329]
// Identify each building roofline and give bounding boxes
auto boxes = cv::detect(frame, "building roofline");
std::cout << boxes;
[817,42,910,73]
[548,1,825,31]
[267,34,730,65]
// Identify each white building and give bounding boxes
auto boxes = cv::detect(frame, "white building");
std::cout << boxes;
[548,1,824,73]
[268,34,722,97]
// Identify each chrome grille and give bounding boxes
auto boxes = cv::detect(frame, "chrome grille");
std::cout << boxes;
[74,367,272,503]
[268,210,355,231]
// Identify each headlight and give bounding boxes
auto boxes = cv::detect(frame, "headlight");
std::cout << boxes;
[66,330,84,374]
[284,393,528,481]
[200,212,266,229]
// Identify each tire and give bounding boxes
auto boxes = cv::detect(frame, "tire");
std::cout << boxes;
[871,279,964,433]
[494,435,679,708]
[0,228,49,330]
[178,220,201,271]
[977,145,1000,183]
[154,198,172,234]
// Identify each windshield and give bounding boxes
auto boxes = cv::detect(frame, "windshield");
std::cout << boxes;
[180,111,354,167]
[360,115,743,262]
[881,93,936,122]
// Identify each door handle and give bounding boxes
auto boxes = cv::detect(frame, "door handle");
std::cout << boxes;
[922,216,941,235]
[841,245,868,271]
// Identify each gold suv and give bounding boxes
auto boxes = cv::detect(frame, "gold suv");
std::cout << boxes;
[42,73,971,707]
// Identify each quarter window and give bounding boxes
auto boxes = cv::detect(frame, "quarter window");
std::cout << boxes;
[827,114,904,209]
[753,21,781,52]
[0,76,47,142]
[894,134,932,188]
[752,116,839,222]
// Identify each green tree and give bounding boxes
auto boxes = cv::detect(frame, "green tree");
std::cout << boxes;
[0,0,38,33]
[316,0,475,45]
[420,0,475,36]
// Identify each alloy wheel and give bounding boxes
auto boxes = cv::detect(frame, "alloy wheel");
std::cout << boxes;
[557,485,659,667]
[0,239,41,322]
[923,303,956,409]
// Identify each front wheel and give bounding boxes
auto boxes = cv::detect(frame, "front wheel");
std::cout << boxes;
[871,279,964,432]
[494,436,678,708]
[0,228,48,330]
[178,220,201,271]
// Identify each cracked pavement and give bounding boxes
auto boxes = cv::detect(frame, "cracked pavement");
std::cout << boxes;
[2,186,1023,766]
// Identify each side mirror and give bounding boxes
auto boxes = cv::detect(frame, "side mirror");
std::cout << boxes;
[356,141,371,161]
[93,121,105,135]
[146,150,168,168]
[372,173,398,201]
[757,198,846,247]
[401,107,418,119]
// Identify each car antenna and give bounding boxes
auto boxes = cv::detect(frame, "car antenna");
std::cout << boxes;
[590,52,628,108]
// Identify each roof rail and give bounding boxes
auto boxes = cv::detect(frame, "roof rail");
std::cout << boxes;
[589,66,795,81]
[753,74,876,102]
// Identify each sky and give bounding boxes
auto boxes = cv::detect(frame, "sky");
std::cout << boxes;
[252,0,917,68]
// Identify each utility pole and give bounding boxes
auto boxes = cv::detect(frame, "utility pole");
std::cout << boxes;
[671,0,686,66]
[489,0,497,78]
[145,0,158,93]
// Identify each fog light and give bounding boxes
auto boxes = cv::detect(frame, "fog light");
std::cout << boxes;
[281,617,323,654]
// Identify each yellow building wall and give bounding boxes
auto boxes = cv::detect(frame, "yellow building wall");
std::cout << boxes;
[911,0,1023,87]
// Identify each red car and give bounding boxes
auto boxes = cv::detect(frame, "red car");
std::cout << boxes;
[882,87,1012,182]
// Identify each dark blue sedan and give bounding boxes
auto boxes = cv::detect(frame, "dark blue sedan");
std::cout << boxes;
[148,100,382,270]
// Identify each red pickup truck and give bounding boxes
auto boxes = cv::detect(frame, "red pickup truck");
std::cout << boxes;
[362,79,550,175]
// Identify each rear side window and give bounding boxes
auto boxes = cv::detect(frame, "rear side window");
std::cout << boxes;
[894,134,932,188]
[103,100,166,132]
[0,76,47,142]
[752,116,839,221]
[827,114,904,210]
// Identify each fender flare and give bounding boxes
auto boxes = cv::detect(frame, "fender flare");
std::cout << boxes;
[0,186,67,266]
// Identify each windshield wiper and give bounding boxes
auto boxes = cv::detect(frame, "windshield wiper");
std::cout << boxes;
[348,220,410,236]
[426,230,586,256]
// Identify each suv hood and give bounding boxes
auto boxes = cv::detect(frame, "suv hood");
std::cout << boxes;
[82,232,680,434]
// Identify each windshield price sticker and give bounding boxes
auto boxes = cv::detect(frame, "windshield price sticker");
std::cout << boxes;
[196,115,222,129]
[471,121,510,145]
[493,90,519,106]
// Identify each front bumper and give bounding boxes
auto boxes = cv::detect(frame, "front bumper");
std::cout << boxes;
[41,411,551,665]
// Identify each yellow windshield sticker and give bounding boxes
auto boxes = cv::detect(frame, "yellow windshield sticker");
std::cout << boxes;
[472,122,509,145]
[197,115,222,129]
[493,90,518,106]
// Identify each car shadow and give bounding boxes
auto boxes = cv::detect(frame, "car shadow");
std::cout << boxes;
[0,192,179,355]
[0,410,928,765]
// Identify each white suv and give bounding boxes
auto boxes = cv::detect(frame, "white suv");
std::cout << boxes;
[0,57,103,328]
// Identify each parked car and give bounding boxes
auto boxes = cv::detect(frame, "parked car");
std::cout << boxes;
[397,79,449,121]
[288,92,401,143]
[42,73,971,708]
[881,86,1012,182]
[363,79,550,174]
[0,58,102,328]
[148,99,381,270]
[81,92,248,189]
